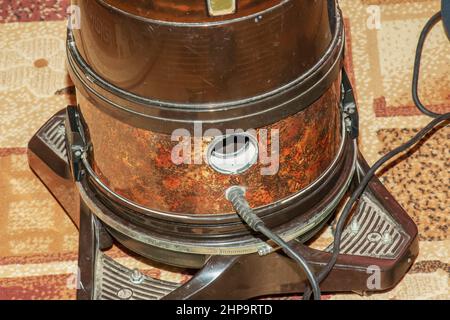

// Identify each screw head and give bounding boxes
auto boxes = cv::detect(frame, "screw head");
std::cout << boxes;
[350,220,360,234]
[58,123,66,133]
[382,232,393,245]
[130,269,144,284]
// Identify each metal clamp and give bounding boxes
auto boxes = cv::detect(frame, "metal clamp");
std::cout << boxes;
[65,105,88,182]
[341,71,359,140]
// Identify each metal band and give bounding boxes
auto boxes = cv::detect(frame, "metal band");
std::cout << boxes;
[66,8,345,133]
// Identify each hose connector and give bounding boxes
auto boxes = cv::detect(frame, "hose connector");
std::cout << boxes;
[226,186,322,300]
[226,186,264,232]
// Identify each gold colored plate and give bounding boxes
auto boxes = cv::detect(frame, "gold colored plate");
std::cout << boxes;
[207,0,237,16]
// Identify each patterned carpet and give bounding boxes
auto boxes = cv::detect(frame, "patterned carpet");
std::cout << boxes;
[0,0,448,300]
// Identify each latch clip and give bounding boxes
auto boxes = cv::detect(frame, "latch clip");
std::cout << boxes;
[341,71,359,140]
[65,105,88,181]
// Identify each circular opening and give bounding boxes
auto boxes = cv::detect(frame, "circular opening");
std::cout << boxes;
[207,133,258,175]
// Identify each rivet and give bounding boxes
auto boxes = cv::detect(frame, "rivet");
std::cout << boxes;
[117,288,133,300]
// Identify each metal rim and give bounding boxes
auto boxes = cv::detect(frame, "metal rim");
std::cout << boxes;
[66,10,345,133]
[67,15,343,110]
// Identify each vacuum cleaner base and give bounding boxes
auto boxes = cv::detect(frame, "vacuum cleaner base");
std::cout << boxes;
[28,110,419,300]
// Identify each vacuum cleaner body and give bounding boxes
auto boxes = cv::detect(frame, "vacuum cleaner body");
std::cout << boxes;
[28,0,419,299]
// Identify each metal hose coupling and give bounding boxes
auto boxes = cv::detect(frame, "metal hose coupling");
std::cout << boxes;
[225,186,264,232]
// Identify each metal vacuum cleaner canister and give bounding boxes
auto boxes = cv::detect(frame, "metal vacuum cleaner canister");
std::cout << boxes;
[66,0,351,258]
[68,0,346,212]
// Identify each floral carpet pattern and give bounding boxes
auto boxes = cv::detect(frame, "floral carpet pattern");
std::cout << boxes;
[0,0,448,300]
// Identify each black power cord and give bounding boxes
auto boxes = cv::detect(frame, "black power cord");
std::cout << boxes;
[226,186,322,300]
[303,10,450,300]
[302,113,449,300]
[412,12,444,118]
[226,10,449,302]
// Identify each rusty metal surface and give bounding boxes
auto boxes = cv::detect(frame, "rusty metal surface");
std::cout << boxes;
[78,79,342,215]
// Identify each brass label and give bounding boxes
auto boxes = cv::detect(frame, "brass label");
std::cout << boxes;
[207,0,237,16]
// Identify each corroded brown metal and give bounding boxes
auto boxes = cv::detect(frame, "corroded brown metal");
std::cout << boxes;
[78,78,342,215]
